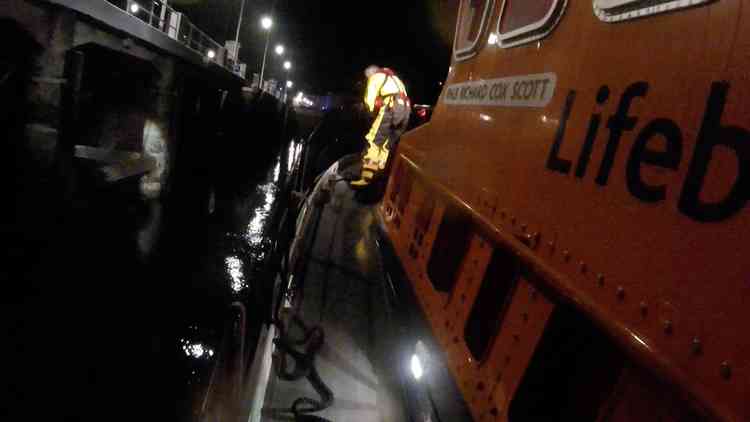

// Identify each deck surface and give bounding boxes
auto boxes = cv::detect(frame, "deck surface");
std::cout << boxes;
[263,181,408,422]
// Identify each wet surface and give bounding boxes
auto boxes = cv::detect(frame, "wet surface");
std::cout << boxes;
[263,167,409,422]
[1,94,313,421]
[3,86,424,421]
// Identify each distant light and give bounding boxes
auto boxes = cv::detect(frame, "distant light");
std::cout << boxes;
[261,16,273,30]
[191,344,204,358]
[129,2,140,13]
[275,45,285,55]
[293,92,304,106]
[283,61,291,70]
[286,80,293,88]
[207,49,216,59]
[480,113,492,122]
[488,33,498,45]
[410,354,423,380]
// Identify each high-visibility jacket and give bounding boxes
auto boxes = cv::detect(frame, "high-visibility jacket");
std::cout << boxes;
[364,68,409,113]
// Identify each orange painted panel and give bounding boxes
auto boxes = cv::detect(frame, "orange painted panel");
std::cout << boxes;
[383,0,748,420]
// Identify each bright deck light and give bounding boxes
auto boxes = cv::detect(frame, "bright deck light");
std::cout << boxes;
[410,354,423,380]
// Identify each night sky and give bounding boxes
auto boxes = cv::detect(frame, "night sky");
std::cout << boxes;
[171,0,458,103]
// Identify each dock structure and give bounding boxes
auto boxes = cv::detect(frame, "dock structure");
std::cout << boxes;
[2,0,249,199]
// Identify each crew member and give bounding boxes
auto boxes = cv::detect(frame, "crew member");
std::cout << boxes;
[350,65,410,187]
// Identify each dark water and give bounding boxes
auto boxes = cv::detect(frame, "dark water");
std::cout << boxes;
[1,95,311,420]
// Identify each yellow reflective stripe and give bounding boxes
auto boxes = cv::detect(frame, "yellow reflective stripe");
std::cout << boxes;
[365,106,387,142]
[365,73,386,112]
[377,140,390,169]
[365,72,408,111]
[364,140,381,163]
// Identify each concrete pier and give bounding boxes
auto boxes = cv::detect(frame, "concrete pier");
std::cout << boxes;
[1,0,247,201]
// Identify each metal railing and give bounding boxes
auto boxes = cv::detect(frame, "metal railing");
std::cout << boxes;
[106,0,235,73]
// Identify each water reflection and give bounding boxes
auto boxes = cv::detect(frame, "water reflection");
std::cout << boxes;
[225,256,247,292]
[217,143,296,294]
[245,182,277,252]
[137,202,162,261]
[287,139,303,173]
[181,339,215,360]
[273,161,281,183]
[287,141,296,172]
[295,142,302,168]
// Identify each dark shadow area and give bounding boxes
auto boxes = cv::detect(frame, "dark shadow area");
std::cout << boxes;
[2,36,299,418]
[74,44,159,151]
[299,102,370,192]
[508,304,625,422]
[374,218,475,422]
[0,18,50,286]
[464,247,521,361]
[427,204,473,292]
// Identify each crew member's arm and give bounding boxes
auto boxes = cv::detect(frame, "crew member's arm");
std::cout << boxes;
[364,73,386,113]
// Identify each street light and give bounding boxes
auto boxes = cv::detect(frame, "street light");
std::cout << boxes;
[232,0,247,62]
[130,2,140,13]
[275,44,285,55]
[282,80,294,103]
[261,16,273,30]
[283,61,292,70]
[258,15,274,90]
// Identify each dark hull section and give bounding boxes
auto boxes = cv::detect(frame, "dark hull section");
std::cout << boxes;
[375,210,475,422]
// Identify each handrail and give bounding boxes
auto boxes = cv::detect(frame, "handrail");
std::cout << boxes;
[105,0,237,74]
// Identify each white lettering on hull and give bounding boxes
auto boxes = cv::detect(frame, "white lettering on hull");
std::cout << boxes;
[444,73,557,108]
